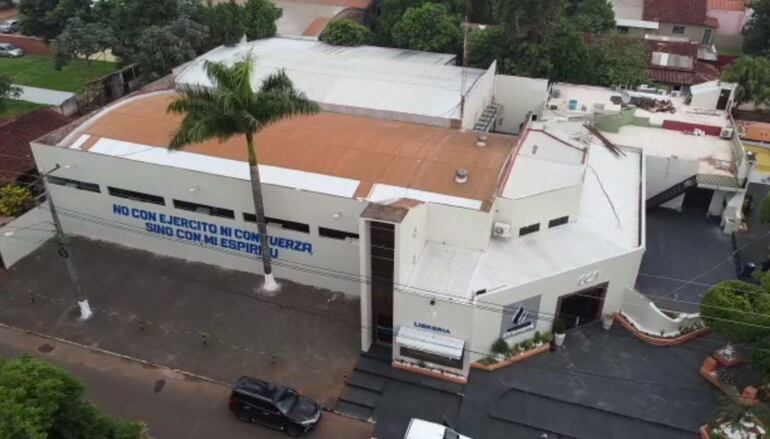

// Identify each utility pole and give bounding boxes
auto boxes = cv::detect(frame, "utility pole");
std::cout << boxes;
[43,164,93,320]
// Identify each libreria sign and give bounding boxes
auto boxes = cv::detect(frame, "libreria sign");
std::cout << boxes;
[112,204,313,258]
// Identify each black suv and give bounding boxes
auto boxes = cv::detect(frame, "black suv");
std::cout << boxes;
[229,376,322,436]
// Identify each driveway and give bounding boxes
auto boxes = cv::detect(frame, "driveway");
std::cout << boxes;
[0,324,374,439]
[0,236,361,406]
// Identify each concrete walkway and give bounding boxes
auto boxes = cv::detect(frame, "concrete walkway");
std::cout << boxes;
[14,84,74,106]
[0,324,374,439]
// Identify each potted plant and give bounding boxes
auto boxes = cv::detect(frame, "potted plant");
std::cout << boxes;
[602,313,614,330]
[553,319,566,347]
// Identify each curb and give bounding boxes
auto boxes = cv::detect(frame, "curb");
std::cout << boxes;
[0,320,232,388]
[614,314,709,346]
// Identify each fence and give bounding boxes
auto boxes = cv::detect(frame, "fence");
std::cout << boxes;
[0,34,50,55]
[0,204,54,269]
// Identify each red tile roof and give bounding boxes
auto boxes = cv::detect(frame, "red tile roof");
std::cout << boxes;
[707,0,745,11]
[646,39,698,59]
[0,109,71,185]
[643,0,717,27]
[646,61,720,85]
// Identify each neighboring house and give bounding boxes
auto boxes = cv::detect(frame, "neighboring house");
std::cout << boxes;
[706,0,749,52]
[643,0,719,45]
[0,108,71,187]
[645,38,720,91]
[610,0,660,36]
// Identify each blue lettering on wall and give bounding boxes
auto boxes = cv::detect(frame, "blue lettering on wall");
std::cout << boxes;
[113,203,313,259]
[413,321,452,335]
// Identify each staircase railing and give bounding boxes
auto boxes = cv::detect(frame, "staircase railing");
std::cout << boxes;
[646,175,697,209]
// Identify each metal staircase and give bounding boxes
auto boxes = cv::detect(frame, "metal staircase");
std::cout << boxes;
[646,175,698,209]
[473,103,501,132]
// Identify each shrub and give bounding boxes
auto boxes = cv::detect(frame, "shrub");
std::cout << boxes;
[0,185,33,217]
[321,19,373,46]
[761,194,770,224]
[491,338,509,356]
[701,280,770,344]
[542,332,554,343]
[553,319,566,335]
[522,339,534,350]
[752,337,770,381]
[533,331,541,344]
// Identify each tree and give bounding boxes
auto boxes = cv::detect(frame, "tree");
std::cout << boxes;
[700,280,770,344]
[167,58,320,291]
[321,19,373,46]
[721,56,770,108]
[492,0,564,43]
[0,355,148,438]
[243,0,282,41]
[0,185,33,217]
[374,0,463,46]
[547,19,591,82]
[743,0,770,56]
[391,3,461,53]
[0,75,21,113]
[585,33,647,86]
[134,19,209,81]
[18,0,59,40]
[92,0,181,61]
[467,27,507,68]
[52,17,114,70]
[568,0,615,33]
[198,1,245,49]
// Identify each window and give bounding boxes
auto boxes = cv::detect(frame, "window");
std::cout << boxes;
[400,347,463,369]
[548,216,569,228]
[108,186,163,205]
[319,227,359,241]
[47,176,100,193]
[702,28,713,45]
[243,213,310,233]
[672,25,685,34]
[617,26,629,33]
[173,199,234,219]
[519,223,540,236]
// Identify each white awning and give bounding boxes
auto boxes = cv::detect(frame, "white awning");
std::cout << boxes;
[396,326,465,360]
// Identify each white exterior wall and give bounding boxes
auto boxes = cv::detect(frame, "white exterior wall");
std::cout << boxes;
[0,205,55,268]
[469,247,644,361]
[425,203,492,250]
[394,204,428,285]
[494,76,549,134]
[494,185,583,234]
[31,143,366,297]
[655,22,713,44]
[645,155,699,199]
[460,61,497,130]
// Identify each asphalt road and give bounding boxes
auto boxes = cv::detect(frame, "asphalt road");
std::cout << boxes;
[0,324,374,439]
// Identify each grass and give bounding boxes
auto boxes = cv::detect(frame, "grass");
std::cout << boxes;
[0,55,118,92]
[0,99,48,119]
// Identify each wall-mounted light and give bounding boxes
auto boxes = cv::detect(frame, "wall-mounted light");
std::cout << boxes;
[188,185,199,193]
[3,230,14,237]
[332,211,341,219]
[430,299,436,306]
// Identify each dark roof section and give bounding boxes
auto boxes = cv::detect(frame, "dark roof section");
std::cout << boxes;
[0,108,70,185]
[644,40,721,85]
[643,0,717,27]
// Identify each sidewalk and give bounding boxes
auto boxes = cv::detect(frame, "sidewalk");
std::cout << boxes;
[0,236,361,406]
[0,324,374,439]
[13,84,74,106]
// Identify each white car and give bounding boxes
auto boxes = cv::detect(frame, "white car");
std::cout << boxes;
[0,42,24,58]
[404,418,471,439]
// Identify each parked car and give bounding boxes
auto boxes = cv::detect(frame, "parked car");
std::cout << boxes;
[228,376,321,436]
[404,418,471,439]
[0,19,19,34]
[0,43,24,58]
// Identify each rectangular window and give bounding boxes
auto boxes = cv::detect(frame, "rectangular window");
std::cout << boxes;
[47,176,100,193]
[173,199,234,219]
[672,25,685,34]
[400,347,463,369]
[519,223,540,237]
[548,216,569,228]
[108,186,163,205]
[702,28,713,45]
[243,213,310,233]
[617,26,629,33]
[319,227,359,241]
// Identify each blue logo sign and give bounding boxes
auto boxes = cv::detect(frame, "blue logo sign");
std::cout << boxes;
[112,204,313,259]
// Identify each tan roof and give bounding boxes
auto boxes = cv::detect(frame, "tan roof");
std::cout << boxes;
[69,94,516,208]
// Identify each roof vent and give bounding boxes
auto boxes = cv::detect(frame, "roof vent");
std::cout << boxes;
[455,168,469,184]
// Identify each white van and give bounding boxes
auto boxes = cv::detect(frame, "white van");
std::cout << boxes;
[404,418,471,439]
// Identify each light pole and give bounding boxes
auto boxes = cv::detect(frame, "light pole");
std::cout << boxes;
[42,164,93,320]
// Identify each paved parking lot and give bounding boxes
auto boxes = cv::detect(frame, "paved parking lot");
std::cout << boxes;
[0,236,361,406]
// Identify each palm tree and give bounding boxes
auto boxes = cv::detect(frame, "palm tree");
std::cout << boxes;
[167,57,320,291]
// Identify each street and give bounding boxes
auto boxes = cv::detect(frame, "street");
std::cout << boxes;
[0,324,374,439]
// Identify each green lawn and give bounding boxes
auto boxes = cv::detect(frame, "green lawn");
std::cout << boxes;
[0,55,118,92]
[0,99,48,119]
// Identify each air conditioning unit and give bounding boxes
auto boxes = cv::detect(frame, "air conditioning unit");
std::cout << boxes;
[720,127,735,139]
[671,90,680,97]
[492,222,512,239]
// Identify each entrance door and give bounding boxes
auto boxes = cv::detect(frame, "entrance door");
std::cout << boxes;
[556,283,608,330]
[716,89,731,110]
[369,222,395,344]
